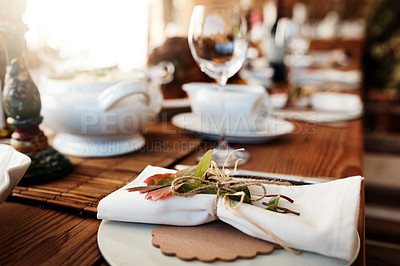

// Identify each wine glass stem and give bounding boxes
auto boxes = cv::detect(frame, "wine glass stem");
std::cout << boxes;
[289,59,296,87]
[289,54,301,88]
[217,77,229,151]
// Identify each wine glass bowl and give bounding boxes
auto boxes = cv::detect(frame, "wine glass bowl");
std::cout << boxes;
[275,17,310,89]
[188,4,250,166]
[276,18,310,58]
[189,5,248,86]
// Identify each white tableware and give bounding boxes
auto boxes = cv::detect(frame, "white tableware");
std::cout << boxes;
[162,98,190,109]
[171,112,294,144]
[274,109,362,123]
[310,92,363,114]
[0,144,31,203]
[270,92,288,109]
[294,69,361,90]
[239,66,273,86]
[97,220,355,266]
[274,92,363,123]
[183,83,273,132]
[40,69,164,157]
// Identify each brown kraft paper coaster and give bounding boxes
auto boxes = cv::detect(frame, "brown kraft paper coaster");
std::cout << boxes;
[152,221,280,262]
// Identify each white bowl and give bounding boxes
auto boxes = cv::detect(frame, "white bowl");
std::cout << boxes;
[311,92,363,114]
[182,82,273,132]
[0,144,31,203]
[39,70,163,157]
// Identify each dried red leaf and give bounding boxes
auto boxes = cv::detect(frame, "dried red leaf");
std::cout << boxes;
[144,173,176,186]
[145,183,184,200]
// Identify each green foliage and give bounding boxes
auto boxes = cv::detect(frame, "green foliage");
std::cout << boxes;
[229,186,252,204]
[266,195,281,212]
[195,150,213,179]
[364,0,400,94]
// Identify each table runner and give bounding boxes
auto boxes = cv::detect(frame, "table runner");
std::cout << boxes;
[8,133,202,216]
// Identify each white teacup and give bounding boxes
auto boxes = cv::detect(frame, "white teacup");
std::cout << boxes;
[183,83,272,132]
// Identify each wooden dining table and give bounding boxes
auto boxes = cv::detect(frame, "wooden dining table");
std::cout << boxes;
[0,109,364,265]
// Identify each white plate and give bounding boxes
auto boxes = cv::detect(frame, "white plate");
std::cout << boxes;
[162,98,190,109]
[171,113,294,144]
[97,220,356,266]
[53,133,145,157]
[0,144,31,203]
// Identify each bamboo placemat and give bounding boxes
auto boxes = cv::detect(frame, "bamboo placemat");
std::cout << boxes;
[9,132,202,216]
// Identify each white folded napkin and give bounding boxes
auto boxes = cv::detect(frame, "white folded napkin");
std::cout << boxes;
[97,165,363,262]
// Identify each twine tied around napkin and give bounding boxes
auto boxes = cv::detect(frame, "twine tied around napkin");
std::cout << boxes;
[170,175,301,255]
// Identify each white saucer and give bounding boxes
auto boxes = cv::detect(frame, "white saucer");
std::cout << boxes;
[171,113,294,144]
[274,109,362,123]
[97,220,353,266]
[53,133,145,157]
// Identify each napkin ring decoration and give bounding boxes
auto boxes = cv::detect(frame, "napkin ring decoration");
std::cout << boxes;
[127,149,301,255]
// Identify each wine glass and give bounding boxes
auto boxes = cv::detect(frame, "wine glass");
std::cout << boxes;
[188,4,249,167]
[275,18,310,88]
[275,3,310,89]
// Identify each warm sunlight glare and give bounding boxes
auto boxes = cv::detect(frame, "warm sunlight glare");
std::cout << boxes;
[23,0,149,72]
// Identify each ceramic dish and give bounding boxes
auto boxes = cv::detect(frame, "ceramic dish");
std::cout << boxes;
[0,144,31,203]
[171,113,294,144]
[310,92,363,114]
[270,92,288,109]
[182,83,272,133]
[162,98,190,109]
[40,69,164,157]
[238,66,273,87]
[274,109,362,123]
[294,69,361,90]
[97,220,358,266]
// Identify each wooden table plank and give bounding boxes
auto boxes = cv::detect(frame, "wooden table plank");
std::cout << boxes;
[180,120,363,178]
[0,202,102,265]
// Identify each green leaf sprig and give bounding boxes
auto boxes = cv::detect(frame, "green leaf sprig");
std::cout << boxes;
[262,195,300,216]
[194,150,212,179]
